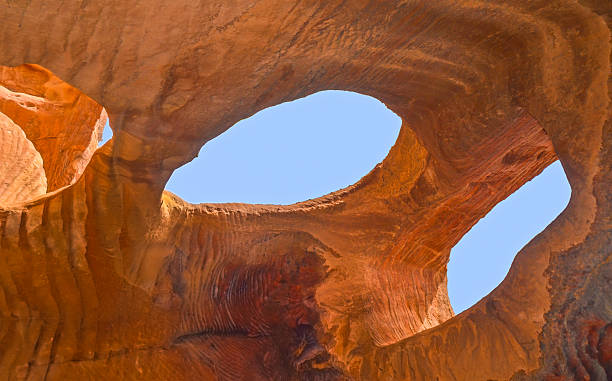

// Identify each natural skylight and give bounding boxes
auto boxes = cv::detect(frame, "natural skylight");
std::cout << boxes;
[165,90,402,205]
[447,161,571,313]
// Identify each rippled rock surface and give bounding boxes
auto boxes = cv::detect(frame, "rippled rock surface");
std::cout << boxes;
[0,1,610,380]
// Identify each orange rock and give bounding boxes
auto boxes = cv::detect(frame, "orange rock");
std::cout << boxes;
[0,1,610,380]
[0,65,106,192]
[0,112,46,205]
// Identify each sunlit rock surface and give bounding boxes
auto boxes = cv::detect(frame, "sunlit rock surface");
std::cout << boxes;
[0,1,610,380]
[0,64,106,195]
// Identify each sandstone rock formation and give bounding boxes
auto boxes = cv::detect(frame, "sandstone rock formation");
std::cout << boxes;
[0,1,610,380]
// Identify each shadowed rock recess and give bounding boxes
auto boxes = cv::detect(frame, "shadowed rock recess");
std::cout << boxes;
[0,1,610,380]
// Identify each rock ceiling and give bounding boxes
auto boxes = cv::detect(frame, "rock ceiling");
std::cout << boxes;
[0,1,610,380]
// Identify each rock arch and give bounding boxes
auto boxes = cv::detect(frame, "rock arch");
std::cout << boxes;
[0,1,610,380]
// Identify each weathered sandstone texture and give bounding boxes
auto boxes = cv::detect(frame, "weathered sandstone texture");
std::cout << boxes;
[0,1,610,380]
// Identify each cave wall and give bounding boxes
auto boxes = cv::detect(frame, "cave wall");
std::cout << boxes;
[0,1,610,380]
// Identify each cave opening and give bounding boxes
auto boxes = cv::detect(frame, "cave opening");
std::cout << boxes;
[98,119,113,146]
[165,90,402,205]
[447,160,571,313]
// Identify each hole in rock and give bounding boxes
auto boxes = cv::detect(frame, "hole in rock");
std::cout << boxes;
[98,119,113,146]
[447,161,571,313]
[166,90,402,205]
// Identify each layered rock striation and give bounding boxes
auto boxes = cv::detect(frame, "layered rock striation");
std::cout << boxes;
[0,1,610,380]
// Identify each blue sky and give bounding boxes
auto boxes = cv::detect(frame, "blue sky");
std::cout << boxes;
[166,91,402,204]
[447,161,570,312]
[100,90,571,314]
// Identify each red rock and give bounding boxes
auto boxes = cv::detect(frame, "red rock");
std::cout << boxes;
[0,1,609,380]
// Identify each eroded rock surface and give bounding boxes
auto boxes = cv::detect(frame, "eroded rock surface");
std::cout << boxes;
[0,1,610,380]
